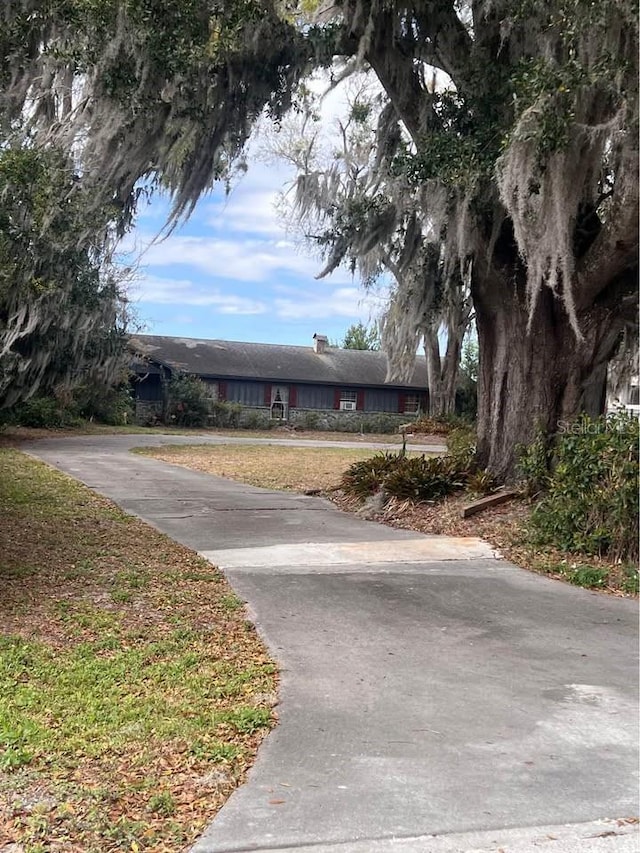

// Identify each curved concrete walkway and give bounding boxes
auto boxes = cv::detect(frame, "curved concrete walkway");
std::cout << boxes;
[25,435,639,853]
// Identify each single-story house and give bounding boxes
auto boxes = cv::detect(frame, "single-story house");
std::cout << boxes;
[130,333,429,428]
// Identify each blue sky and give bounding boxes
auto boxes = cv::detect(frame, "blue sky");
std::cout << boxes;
[120,146,388,348]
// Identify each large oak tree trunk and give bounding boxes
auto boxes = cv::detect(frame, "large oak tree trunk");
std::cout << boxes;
[353,0,638,484]
[472,266,633,481]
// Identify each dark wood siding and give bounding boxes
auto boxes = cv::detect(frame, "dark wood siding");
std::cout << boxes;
[226,380,265,406]
[134,374,163,402]
[364,389,400,413]
[295,385,335,409]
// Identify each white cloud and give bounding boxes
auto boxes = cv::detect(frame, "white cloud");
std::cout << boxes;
[205,186,289,239]
[126,231,353,286]
[274,285,387,321]
[197,154,296,238]
[130,275,267,315]
[219,193,284,237]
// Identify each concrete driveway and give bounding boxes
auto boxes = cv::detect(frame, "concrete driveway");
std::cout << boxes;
[25,435,639,853]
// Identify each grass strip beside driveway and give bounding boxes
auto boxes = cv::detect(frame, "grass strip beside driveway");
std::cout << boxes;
[0,449,276,852]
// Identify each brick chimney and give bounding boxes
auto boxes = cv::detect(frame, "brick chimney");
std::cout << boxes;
[313,333,328,354]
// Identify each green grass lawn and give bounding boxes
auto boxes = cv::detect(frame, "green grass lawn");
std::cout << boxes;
[0,449,276,852]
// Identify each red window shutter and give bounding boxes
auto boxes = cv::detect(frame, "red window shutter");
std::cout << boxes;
[218,381,227,401]
[356,390,365,411]
[264,384,272,406]
[333,388,341,410]
[289,386,297,408]
[398,393,406,413]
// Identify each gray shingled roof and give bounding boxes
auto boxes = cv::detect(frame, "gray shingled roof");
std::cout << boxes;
[130,335,427,390]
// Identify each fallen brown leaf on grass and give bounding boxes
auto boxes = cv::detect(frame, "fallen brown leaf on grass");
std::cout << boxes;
[0,448,277,852]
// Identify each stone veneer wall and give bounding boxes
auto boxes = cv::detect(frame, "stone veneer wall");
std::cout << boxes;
[135,400,164,423]
[135,400,414,433]
[237,406,412,433]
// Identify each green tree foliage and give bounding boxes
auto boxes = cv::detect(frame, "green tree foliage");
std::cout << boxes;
[266,84,471,415]
[342,322,380,350]
[0,0,314,406]
[459,340,478,386]
[455,337,478,420]
[0,0,315,231]
[0,148,128,407]
[167,375,212,427]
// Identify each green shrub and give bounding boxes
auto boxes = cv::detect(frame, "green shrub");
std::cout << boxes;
[383,455,464,501]
[297,411,320,430]
[466,468,497,495]
[528,413,639,562]
[339,452,402,499]
[241,410,271,430]
[341,452,469,503]
[210,401,242,428]
[360,414,402,434]
[446,426,476,467]
[9,397,80,428]
[410,413,472,436]
[2,381,133,429]
[73,382,134,425]
[325,414,404,434]
[167,376,212,427]
[516,428,551,497]
[332,418,361,433]
[621,567,639,596]
[565,565,608,589]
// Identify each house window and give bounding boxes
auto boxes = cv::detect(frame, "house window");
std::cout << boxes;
[339,390,358,411]
[203,380,218,400]
[404,394,420,414]
[270,385,289,420]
